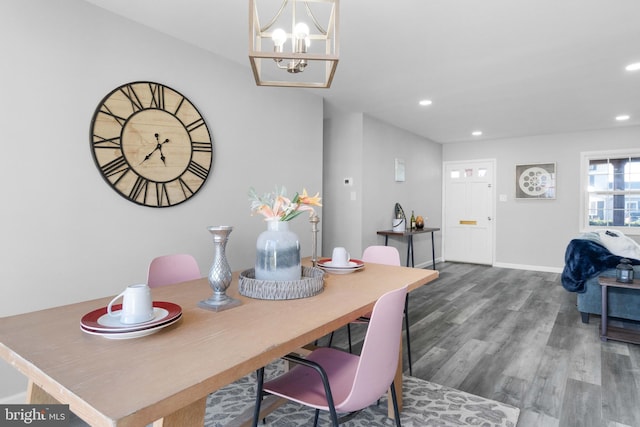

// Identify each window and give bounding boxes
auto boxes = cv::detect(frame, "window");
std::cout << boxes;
[581,150,640,234]
[449,168,487,179]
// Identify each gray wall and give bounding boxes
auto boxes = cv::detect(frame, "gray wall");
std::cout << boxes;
[0,0,323,401]
[322,104,364,258]
[443,125,640,270]
[323,104,442,266]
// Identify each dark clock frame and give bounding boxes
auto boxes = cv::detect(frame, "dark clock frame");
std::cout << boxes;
[90,81,213,208]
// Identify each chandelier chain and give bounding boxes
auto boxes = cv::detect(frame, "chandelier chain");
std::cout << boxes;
[304,2,327,35]
[260,0,327,35]
[259,0,289,32]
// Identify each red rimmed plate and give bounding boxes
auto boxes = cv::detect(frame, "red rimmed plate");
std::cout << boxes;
[81,313,182,339]
[80,301,182,333]
[317,258,364,269]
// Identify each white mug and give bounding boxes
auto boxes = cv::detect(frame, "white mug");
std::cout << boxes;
[107,284,154,324]
[332,247,351,267]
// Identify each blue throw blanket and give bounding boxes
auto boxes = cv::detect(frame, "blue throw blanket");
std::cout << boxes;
[561,238,640,293]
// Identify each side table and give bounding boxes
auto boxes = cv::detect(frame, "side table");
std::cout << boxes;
[377,228,440,269]
[598,276,640,344]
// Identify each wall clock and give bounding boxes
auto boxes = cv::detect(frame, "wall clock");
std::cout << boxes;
[90,81,213,207]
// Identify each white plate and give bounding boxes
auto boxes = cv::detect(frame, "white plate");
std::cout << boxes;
[318,265,364,275]
[80,302,182,333]
[81,314,182,339]
[97,307,168,329]
[317,259,365,269]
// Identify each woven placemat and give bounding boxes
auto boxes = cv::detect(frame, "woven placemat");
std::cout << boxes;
[238,266,325,300]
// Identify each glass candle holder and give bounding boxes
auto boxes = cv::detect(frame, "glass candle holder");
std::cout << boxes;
[616,258,634,284]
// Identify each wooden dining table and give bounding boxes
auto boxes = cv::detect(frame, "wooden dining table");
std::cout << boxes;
[0,260,438,427]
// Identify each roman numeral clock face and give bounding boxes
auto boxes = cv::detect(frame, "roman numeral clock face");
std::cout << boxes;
[90,82,213,207]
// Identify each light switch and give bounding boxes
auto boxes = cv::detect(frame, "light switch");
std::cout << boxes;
[350,191,356,201]
[499,194,507,202]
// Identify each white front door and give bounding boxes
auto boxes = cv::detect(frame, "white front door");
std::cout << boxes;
[443,160,495,265]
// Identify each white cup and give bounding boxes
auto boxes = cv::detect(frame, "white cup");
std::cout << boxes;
[331,247,351,267]
[107,284,154,324]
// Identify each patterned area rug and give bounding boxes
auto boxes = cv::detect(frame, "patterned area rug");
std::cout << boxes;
[205,361,520,427]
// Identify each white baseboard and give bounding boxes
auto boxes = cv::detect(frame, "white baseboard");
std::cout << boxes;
[417,259,561,273]
[493,262,563,274]
[0,391,26,404]
[414,257,442,270]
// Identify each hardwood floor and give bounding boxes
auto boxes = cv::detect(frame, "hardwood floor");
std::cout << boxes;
[324,262,640,427]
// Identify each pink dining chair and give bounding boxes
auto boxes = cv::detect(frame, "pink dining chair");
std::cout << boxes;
[361,245,402,266]
[147,254,201,288]
[329,246,414,375]
[252,285,408,427]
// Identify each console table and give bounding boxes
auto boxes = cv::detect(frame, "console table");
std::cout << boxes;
[377,227,440,269]
[599,276,640,344]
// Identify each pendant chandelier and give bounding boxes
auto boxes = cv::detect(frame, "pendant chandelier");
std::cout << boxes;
[249,0,339,88]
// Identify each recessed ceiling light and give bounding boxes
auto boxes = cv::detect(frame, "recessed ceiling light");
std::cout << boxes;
[625,62,640,71]
[616,115,630,121]
[472,131,483,136]
[419,99,432,106]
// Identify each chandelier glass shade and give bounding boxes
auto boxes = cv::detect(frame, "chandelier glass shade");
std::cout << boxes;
[249,0,339,88]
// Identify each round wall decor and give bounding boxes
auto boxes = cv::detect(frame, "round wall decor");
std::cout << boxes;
[90,81,213,207]
[518,166,551,197]
[515,163,556,199]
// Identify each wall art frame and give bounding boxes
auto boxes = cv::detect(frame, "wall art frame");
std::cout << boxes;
[395,158,406,182]
[515,162,556,199]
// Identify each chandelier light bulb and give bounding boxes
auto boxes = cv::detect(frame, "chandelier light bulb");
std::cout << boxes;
[293,22,310,52]
[294,22,310,38]
[271,28,287,51]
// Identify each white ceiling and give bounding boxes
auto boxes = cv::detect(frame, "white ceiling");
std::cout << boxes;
[84,0,640,144]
